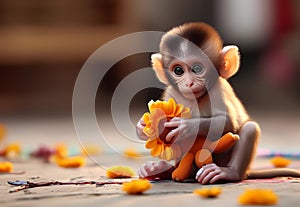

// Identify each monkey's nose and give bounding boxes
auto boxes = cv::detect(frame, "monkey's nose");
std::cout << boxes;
[186,82,194,87]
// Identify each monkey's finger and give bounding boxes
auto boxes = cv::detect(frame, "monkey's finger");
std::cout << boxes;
[138,165,147,178]
[195,168,204,179]
[197,164,217,183]
[164,121,181,128]
[169,117,182,121]
[209,172,226,184]
[201,168,222,184]
[139,119,146,126]
[165,129,179,142]
[137,121,145,129]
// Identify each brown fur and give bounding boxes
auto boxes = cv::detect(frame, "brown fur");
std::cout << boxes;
[137,22,300,183]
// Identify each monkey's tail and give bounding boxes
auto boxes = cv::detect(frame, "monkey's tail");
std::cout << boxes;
[247,168,300,179]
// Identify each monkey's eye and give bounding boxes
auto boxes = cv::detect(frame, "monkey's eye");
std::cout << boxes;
[191,64,204,74]
[173,65,184,76]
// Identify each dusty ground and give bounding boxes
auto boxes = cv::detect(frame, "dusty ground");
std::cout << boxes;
[1,113,300,207]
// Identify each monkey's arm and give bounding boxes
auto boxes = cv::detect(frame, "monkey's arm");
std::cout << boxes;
[164,115,233,142]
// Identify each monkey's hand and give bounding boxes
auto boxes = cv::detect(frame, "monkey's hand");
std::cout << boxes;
[136,119,149,141]
[164,117,200,143]
[138,160,175,180]
[195,163,242,184]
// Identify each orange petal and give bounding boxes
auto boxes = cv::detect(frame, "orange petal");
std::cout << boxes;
[181,107,192,118]
[174,104,185,117]
[162,146,173,161]
[142,112,150,124]
[151,143,162,157]
[0,161,13,172]
[271,156,291,168]
[238,189,278,205]
[122,179,152,194]
[106,166,135,178]
[145,138,157,149]
[163,98,176,116]
[56,156,85,168]
[143,127,156,138]
[194,187,222,198]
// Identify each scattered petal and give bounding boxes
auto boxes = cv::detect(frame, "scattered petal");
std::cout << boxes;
[194,187,222,198]
[124,148,141,158]
[55,156,85,168]
[270,156,291,168]
[31,145,55,162]
[0,161,13,173]
[4,142,21,159]
[122,179,152,194]
[55,143,68,158]
[81,144,102,156]
[238,188,278,205]
[106,166,135,178]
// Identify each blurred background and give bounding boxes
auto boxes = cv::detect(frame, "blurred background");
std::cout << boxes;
[0,0,299,150]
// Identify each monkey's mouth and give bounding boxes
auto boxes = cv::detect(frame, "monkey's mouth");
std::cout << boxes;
[183,86,206,94]
[182,87,206,99]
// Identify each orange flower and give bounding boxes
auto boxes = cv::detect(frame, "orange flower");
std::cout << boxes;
[238,188,278,205]
[142,98,191,161]
[55,156,85,168]
[106,166,136,178]
[270,156,291,168]
[122,179,152,194]
[0,161,13,173]
[194,187,222,198]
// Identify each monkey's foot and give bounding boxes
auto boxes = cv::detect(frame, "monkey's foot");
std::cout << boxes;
[138,160,175,180]
[195,163,243,184]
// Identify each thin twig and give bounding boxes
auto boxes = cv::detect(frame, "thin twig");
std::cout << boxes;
[8,180,125,193]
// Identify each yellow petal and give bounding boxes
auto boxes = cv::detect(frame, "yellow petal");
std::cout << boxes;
[163,98,176,116]
[270,156,291,168]
[162,146,173,161]
[0,161,13,173]
[106,166,135,178]
[174,104,184,117]
[181,107,192,118]
[151,143,162,157]
[55,143,68,158]
[4,142,21,157]
[238,189,278,205]
[145,138,157,149]
[122,179,152,194]
[56,156,85,168]
[124,148,141,158]
[142,112,150,124]
[194,187,222,198]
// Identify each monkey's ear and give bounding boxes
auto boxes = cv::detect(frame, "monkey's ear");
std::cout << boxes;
[151,53,169,84]
[220,46,240,79]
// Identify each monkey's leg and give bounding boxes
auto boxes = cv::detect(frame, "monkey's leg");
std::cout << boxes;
[196,121,260,184]
[172,152,194,181]
[227,121,260,180]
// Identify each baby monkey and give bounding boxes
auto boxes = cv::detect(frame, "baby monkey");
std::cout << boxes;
[136,22,300,184]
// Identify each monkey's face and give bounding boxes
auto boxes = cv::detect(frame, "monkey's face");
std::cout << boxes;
[168,57,216,100]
